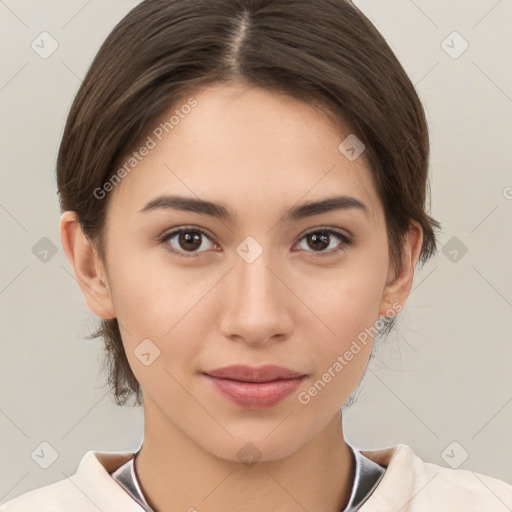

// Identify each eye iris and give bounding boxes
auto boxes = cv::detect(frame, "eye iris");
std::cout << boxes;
[171,230,339,254]
[308,232,330,251]
[179,231,202,251]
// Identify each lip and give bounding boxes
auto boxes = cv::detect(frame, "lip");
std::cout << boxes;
[205,364,306,382]
[203,364,307,409]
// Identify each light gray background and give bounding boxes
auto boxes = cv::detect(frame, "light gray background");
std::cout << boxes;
[1,0,511,504]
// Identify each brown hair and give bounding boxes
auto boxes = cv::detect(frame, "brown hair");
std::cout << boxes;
[57,0,441,406]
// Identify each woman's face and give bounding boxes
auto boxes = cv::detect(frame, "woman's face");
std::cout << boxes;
[96,83,405,461]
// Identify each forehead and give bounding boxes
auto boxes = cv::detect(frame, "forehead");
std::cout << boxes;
[108,83,382,223]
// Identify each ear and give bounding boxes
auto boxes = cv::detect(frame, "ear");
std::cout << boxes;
[60,211,116,319]
[379,220,423,318]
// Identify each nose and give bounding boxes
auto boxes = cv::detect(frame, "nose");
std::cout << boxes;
[218,248,294,346]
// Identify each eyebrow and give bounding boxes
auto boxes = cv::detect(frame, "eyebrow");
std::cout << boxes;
[138,194,369,223]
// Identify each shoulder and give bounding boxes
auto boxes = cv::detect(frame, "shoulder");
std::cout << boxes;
[358,443,512,511]
[0,450,143,512]
[0,477,85,512]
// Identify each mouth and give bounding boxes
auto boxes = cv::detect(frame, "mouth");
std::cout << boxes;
[203,364,307,382]
[202,364,307,409]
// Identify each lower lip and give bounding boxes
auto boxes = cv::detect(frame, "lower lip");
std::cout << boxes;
[204,374,305,409]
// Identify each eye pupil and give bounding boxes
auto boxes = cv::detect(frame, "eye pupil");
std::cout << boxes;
[308,232,329,251]
[165,228,346,258]
[179,231,202,251]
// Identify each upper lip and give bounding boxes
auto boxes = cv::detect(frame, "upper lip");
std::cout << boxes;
[204,364,306,383]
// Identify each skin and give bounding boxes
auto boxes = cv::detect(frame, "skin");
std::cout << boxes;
[60,82,422,512]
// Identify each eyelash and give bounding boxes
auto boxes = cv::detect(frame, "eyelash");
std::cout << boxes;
[158,226,352,259]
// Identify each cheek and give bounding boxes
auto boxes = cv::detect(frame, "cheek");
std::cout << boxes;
[297,276,380,412]
[297,250,387,388]
[106,240,191,325]
[302,254,387,338]
[105,242,211,368]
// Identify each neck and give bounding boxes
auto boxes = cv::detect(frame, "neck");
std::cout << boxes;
[135,404,354,512]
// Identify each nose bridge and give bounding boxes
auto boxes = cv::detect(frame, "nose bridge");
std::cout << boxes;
[219,241,292,343]
[233,233,278,292]
[234,242,282,311]
[238,252,275,300]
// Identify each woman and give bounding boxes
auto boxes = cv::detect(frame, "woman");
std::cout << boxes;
[2,0,511,510]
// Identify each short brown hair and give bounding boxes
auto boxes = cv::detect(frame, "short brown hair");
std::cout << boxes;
[57,0,441,406]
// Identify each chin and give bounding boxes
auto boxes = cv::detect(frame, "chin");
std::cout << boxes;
[203,427,310,464]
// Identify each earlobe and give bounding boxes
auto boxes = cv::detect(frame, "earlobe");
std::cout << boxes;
[379,221,423,318]
[59,211,116,320]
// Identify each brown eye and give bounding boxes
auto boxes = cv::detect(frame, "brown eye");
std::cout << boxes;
[306,232,330,251]
[160,227,216,257]
[178,231,202,251]
[296,228,351,256]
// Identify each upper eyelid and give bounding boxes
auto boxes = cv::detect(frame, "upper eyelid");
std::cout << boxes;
[298,226,351,239]
[161,226,217,243]
[161,225,351,249]
[161,225,350,238]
